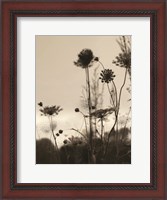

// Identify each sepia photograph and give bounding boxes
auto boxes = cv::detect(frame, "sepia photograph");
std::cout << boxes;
[36,36,131,164]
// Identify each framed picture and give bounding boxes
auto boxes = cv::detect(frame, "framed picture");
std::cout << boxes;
[1,0,166,199]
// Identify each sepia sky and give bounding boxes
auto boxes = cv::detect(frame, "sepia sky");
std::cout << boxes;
[36,36,131,146]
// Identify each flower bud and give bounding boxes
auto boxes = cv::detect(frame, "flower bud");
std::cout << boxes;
[59,130,63,134]
[38,102,43,107]
[75,108,80,112]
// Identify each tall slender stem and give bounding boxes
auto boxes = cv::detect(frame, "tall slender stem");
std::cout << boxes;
[112,80,118,108]
[85,67,93,163]
[117,68,128,116]
[107,83,116,108]
[123,107,131,132]
[49,116,60,163]
[104,67,128,157]
[79,111,88,136]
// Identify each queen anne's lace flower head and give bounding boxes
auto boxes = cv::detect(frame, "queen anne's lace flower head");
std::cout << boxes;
[99,69,115,83]
[38,104,63,116]
[74,49,97,68]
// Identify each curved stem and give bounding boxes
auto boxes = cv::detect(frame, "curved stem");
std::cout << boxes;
[98,61,105,70]
[112,80,118,108]
[104,115,118,157]
[107,83,115,108]
[104,67,128,157]
[123,107,131,130]
[49,116,60,163]
[117,68,128,116]
[70,128,88,141]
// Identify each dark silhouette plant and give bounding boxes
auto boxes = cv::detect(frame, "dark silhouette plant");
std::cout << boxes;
[74,49,98,163]
[97,36,131,158]
[38,102,63,163]
[73,39,131,162]
[37,37,131,164]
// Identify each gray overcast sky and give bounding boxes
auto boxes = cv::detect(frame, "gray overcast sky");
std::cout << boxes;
[36,36,131,146]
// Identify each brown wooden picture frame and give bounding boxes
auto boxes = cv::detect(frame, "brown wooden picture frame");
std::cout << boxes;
[1,0,166,199]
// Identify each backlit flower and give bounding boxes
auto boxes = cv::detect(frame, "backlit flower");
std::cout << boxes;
[112,52,131,69]
[39,105,63,116]
[74,49,95,68]
[99,69,115,83]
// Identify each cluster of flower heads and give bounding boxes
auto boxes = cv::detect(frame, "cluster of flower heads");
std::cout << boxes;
[112,36,131,69]
[38,102,63,116]
[74,48,98,68]
[99,69,115,83]
[112,52,131,69]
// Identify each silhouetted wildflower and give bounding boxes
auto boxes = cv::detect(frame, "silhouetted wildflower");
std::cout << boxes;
[112,36,131,69]
[99,69,115,83]
[74,49,95,68]
[113,52,131,69]
[91,108,115,119]
[39,105,63,116]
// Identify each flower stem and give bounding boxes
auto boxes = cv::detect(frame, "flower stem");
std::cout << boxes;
[117,68,128,116]
[79,111,88,136]
[107,83,116,108]
[85,67,93,163]
[104,67,128,158]
[49,116,61,163]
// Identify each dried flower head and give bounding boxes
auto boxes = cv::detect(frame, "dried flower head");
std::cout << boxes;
[112,52,131,69]
[39,105,63,116]
[99,69,115,83]
[113,36,131,70]
[91,107,115,119]
[74,49,95,68]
